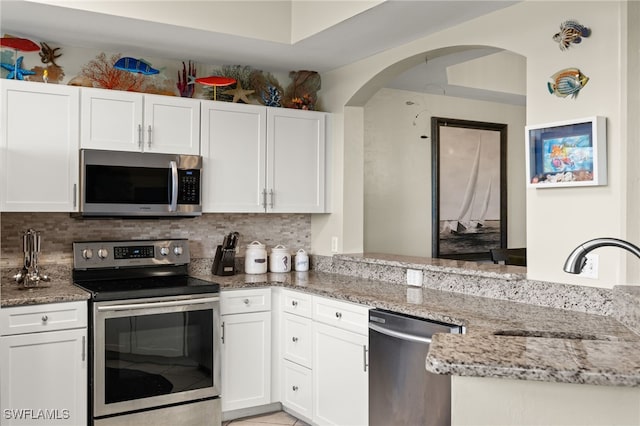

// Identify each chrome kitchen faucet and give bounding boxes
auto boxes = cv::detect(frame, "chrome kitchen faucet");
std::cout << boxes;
[563,237,640,274]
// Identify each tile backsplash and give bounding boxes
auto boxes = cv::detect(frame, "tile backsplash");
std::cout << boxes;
[1,212,311,267]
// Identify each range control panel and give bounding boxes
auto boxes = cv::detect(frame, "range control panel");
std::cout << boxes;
[73,239,190,269]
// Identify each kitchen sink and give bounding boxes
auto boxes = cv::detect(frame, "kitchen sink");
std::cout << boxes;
[493,329,614,341]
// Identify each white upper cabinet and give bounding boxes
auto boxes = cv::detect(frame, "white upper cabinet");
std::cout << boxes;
[201,101,327,213]
[266,107,326,213]
[0,80,80,212]
[201,101,267,212]
[80,88,200,155]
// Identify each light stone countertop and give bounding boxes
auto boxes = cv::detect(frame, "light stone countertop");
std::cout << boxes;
[188,262,640,388]
[2,261,639,388]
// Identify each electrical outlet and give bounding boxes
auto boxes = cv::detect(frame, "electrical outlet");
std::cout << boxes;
[580,253,599,279]
[331,236,339,253]
[406,269,423,286]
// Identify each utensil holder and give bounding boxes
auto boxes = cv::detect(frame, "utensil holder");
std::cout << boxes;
[212,245,236,276]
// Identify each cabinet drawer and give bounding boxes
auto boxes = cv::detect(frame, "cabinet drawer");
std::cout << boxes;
[221,288,271,315]
[312,296,369,336]
[282,289,312,318]
[0,301,87,336]
[282,359,313,421]
[283,313,313,368]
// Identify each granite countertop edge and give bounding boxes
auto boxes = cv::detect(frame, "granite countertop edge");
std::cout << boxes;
[334,253,527,280]
[2,267,638,388]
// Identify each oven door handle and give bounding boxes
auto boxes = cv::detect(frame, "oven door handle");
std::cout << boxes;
[96,296,219,312]
[169,160,178,212]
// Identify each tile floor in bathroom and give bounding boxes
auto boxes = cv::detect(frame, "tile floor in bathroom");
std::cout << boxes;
[223,411,309,426]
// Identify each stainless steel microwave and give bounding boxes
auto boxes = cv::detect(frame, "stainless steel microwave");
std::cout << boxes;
[79,149,202,217]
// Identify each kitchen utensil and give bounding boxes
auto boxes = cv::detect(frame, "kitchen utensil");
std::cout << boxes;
[14,229,50,286]
[245,241,267,274]
[269,245,291,273]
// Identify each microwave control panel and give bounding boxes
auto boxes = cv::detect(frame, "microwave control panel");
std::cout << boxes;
[178,170,200,204]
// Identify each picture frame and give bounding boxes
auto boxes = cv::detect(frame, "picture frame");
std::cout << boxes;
[525,116,607,188]
[431,117,507,261]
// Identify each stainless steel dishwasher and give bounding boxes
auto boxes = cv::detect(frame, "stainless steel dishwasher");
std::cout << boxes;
[368,309,462,426]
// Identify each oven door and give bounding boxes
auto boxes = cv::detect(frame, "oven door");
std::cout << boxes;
[93,294,220,418]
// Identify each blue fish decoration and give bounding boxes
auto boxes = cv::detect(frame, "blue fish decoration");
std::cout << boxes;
[547,68,589,99]
[553,20,591,51]
[113,57,159,75]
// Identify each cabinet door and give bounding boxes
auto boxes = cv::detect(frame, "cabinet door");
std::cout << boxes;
[1,80,79,212]
[143,94,200,155]
[313,322,368,426]
[80,88,143,152]
[266,108,326,213]
[201,101,266,212]
[0,328,87,425]
[221,311,271,412]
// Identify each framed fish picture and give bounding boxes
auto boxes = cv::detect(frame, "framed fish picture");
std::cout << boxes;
[431,117,507,261]
[525,116,607,188]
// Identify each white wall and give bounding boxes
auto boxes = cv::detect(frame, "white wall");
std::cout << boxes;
[363,88,526,257]
[312,1,639,289]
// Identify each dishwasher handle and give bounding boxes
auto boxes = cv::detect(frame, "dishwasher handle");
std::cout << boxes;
[369,322,432,344]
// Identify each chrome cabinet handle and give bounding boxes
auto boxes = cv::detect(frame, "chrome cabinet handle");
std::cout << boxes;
[82,336,86,361]
[41,315,48,322]
[147,125,152,148]
[292,337,298,343]
[291,300,298,307]
[292,386,298,391]
[363,345,368,372]
[262,189,267,209]
[243,298,250,305]
[138,124,143,148]
[73,183,77,208]
[335,312,342,319]
[269,189,274,209]
[221,322,225,344]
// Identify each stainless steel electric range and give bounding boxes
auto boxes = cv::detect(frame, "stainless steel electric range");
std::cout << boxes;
[73,239,221,426]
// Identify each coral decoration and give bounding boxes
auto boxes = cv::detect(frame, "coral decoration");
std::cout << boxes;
[80,52,145,91]
[252,71,284,106]
[261,85,281,107]
[30,65,64,83]
[284,70,321,110]
[290,93,315,110]
[177,60,196,97]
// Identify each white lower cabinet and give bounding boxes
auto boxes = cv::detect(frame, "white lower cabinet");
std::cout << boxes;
[221,289,272,413]
[312,321,368,426]
[0,301,88,426]
[279,290,369,426]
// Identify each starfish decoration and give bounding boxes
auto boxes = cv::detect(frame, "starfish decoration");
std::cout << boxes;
[225,81,255,103]
[1,56,36,80]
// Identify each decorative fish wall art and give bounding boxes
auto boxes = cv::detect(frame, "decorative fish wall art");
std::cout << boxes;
[553,20,591,51]
[547,68,589,99]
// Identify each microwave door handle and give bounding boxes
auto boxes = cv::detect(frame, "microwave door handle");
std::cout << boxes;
[170,160,178,212]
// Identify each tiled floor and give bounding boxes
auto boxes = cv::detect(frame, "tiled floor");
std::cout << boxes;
[223,411,309,426]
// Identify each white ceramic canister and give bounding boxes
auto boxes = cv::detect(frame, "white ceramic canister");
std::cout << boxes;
[269,244,291,273]
[245,241,267,274]
[294,249,309,272]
